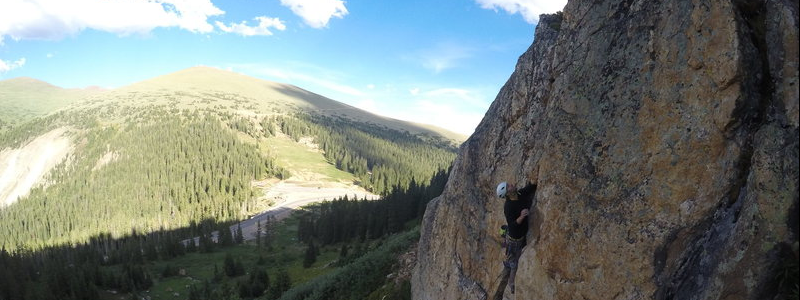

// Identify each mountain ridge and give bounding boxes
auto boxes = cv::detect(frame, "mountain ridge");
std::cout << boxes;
[0,77,101,129]
[0,64,460,252]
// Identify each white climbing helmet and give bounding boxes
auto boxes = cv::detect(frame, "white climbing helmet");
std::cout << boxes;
[496,182,508,198]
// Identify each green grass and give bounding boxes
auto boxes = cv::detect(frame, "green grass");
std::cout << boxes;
[0,77,99,129]
[276,229,419,300]
[1,67,464,143]
[261,136,355,182]
[118,214,346,300]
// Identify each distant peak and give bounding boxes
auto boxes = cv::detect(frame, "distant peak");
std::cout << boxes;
[178,65,237,74]
[0,77,61,89]
[81,86,107,91]
[184,65,219,71]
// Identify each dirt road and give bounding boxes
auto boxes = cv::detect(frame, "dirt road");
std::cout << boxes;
[184,180,379,245]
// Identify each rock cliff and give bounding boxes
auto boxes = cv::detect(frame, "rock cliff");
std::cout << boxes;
[412,0,799,299]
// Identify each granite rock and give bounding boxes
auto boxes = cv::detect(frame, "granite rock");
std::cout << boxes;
[412,1,799,299]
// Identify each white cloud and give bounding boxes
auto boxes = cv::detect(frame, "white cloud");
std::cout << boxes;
[0,0,224,42]
[279,0,348,29]
[416,42,474,73]
[46,53,54,58]
[366,84,375,90]
[216,16,286,36]
[0,57,26,73]
[475,0,566,24]
[409,88,420,96]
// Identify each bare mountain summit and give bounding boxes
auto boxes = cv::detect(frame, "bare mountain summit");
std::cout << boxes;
[72,66,466,144]
[1,67,465,144]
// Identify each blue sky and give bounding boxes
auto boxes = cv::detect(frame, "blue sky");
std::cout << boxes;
[0,0,566,135]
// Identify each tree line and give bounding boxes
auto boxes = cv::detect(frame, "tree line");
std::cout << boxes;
[0,111,288,251]
[0,105,455,299]
[296,169,448,247]
[276,114,456,195]
[276,229,418,300]
[0,159,448,300]
[0,215,286,300]
[1,108,456,251]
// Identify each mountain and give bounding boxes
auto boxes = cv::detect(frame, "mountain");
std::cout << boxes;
[413,1,798,300]
[0,67,465,143]
[0,67,459,251]
[0,77,101,129]
[0,64,458,300]
[59,66,466,143]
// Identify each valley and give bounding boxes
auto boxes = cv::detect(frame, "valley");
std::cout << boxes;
[0,67,458,252]
[2,1,796,299]
[0,67,457,300]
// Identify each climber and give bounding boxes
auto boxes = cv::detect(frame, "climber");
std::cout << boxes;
[496,181,537,294]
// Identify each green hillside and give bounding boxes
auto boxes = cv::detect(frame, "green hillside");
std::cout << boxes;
[0,111,288,249]
[0,77,101,130]
[0,67,460,300]
[0,68,457,300]
[0,67,458,252]
[65,66,466,144]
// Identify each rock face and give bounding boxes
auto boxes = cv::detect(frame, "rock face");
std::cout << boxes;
[412,0,799,299]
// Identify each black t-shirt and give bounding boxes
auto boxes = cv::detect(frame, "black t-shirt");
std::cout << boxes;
[503,183,536,239]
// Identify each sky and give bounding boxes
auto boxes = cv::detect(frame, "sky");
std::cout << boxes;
[0,0,567,136]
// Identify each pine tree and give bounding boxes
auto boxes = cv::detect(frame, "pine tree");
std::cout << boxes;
[255,220,262,248]
[263,216,273,250]
[213,264,222,283]
[161,264,178,278]
[302,242,317,268]
[339,244,349,260]
[186,238,197,253]
[224,253,236,277]
[239,265,269,298]
[144,241,158,261]
[219,225,233,247]
[275,268,291,294]
[188,284,201,300]
[266,268,291,299]
[235,223,244,244]
[258,268,270,295]
[234,259,245,277]
[200,234,214,253]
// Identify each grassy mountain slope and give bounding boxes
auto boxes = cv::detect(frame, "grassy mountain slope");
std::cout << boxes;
[0,113,285,250]
[0,77,102,129]
[0,66,454,300]
[69,66,466,143]
[0,67,458,252]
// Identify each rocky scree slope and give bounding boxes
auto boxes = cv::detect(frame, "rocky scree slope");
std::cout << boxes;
[412,0,798,299]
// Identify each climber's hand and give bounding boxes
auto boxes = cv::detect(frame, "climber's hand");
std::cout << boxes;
[516,209,529,224]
